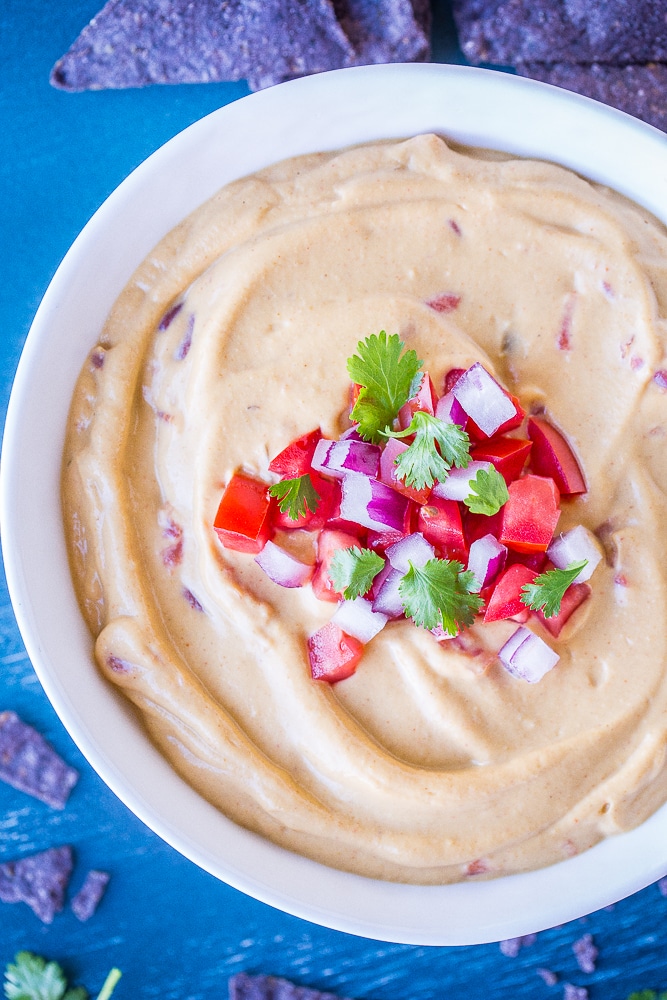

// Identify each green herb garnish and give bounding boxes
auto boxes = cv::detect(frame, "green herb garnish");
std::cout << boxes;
[3,952,121,1000]
[329,547,385,600]
[520,560,588,618]
[384,411,471,490]
[399,558,483,635]
[463,466,509,516]
[347,332,423,444]
[268,474,320,521]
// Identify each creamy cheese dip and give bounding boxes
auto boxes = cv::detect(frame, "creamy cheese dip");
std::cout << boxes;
[62,134,667,883]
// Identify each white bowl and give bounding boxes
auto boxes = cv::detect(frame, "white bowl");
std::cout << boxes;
[3,63,667,946]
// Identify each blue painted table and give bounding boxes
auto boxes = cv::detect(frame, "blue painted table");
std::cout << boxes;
[2,2,667,996]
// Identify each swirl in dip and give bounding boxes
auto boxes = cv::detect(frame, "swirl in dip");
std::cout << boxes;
[62,134,667,884]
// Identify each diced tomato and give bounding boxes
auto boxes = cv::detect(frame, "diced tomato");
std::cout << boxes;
[398,372,437,430]
[272,474,339,531]
[379,437,431,505]
[471,437,532,484]
[499,475,560,553]
[366,528,406,554]
[443,368,467,394]
[507,549,548,574]
[268,428,322,478]
[308,622,364,683]
[527,417,586,495]
[467,393,525,441]
[536,582,591,637]
[463,509,504,548]
[484,563,537,622]
[311,528,362,602]
[418,497,467,561]
[214,473,272,554]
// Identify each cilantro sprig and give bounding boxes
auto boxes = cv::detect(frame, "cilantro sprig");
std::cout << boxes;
[268,474,320,521]
[463,466,509,516]
[3,953,121,1000]
[347,332,423,444]
[329,547,385,600]
[384,412,471,490]
[399,558,484,636]
[520,560,588,618]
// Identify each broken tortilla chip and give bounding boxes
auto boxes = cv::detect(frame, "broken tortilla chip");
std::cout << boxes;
[0,710,78,809]
[0,846,74,924]
[229,973,353,1000]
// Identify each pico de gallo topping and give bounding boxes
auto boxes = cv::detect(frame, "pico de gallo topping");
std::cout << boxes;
[213,332,603,685]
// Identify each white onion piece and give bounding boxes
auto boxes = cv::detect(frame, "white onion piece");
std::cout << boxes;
[467,533,507,591]
[547,525,603,582]
[431,461,492,501]
[255,541,313,588]
[340,474,409,532]
[498,626,560,683]
[371,567,405,619]
[312,439,380,479]
[332,597,388,642]
[386,532,435,574]
[435,390,468,427]
[451,362,516,436]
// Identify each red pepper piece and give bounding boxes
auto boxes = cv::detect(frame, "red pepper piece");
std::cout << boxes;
[471,437,532,484]
[499,475,560,553]
[398,372,437,430]
[418,496,467,561]
[272,474,339,531]
[268,428,322,478]
[527,417,586,495]
[484,563,537,622]
[214,473,272,554]
[311,528,362,603]
[308,622,364,683]
[536,582,591,637]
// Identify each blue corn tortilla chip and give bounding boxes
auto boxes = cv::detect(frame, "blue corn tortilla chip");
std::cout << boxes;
[515,62,667,133]
[452,0,667,66]
[71,868,110,921]
[229,973,353,1000]
[50,0,430,93]
[0,710,78,809]
[50,0,353,92]
[0,846,74,924]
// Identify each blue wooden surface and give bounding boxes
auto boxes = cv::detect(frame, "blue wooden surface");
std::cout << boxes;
[3,1,667,996]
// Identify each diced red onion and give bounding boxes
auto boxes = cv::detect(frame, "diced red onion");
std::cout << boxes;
[431,461,492,501]
[339,426,364,441]
[332,597,389,642]
[451,363,516,436]
[435,390,468,428]
[386,532,435,574]
[312,439,380,479]
[467,533,507,591]
[547,525,603,582]
[371,567,405,619]
[311,438,334,474]
[340,474,410,532]
[255,541,313,588]
[498,625,559,683]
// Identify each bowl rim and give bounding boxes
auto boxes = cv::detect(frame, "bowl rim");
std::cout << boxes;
[3,61,667,946]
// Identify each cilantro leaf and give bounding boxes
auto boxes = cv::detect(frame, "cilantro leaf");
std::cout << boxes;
[3,954,121,1000]
[463,466,509,515]
[520,560,588,618]
[347,332,423,443]
[627,992,667,1000]
[268,474,320,521]
[386,412,471,490]
[399,558,484,635]
[329,547,385,600]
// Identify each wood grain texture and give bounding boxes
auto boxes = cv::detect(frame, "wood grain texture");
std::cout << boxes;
[2,1,667,996]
